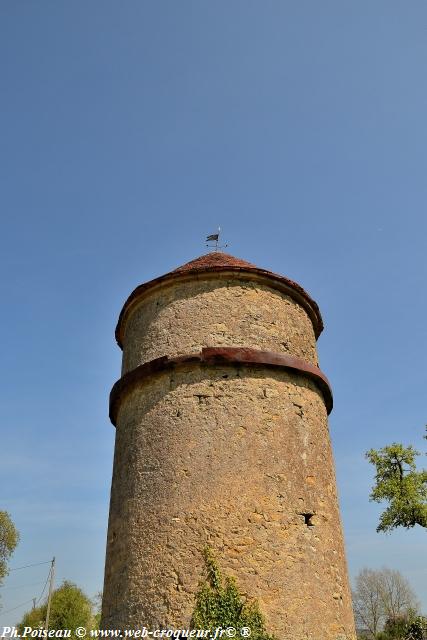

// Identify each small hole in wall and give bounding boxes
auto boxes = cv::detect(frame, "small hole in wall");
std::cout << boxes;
[302,513,314,527]
[222,374,229,378]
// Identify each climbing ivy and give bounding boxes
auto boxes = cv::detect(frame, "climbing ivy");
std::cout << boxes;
[190,547,277,640]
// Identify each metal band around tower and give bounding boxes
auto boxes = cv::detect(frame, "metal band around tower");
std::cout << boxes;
[109,346,333,425]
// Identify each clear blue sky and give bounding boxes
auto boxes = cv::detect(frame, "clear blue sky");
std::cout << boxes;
[1,0,426,624]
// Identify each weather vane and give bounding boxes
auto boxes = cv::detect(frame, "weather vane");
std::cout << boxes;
[205,227,228,252]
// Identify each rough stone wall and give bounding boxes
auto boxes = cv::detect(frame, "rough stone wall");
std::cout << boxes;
[120,277,318,375]
[102,365,355,639]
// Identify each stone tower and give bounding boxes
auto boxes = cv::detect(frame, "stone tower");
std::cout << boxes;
[101,252,355,639]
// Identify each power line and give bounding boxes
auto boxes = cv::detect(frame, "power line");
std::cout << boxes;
[35,564,52,606]
[0,581,45,592]
[0,561,54,620]
[8,561,51,572]
[0,598,35,617]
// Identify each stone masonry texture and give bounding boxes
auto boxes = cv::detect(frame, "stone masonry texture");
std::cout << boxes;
[121,278,319,374]
[101,254,356,639]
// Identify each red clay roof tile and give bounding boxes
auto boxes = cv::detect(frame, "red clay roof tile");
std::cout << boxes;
[172,252,258,272]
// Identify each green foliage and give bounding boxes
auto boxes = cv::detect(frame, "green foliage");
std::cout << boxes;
[0,511,19,600]
[375,613,427,640]
[406,616,427,640]
[379,614,416,639]
[191,547,277,640]
[17,581,97,637]
[366,428,427,532]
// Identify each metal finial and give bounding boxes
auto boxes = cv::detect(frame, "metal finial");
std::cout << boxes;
[205,226,228,252]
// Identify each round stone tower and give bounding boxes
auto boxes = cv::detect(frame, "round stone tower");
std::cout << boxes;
[101,252,356,639]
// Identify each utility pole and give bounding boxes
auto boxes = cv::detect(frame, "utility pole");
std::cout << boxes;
[32,598,36,610]
[44,557,55,631]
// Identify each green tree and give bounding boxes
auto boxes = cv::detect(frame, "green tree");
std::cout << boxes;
[379,613,417,640]
[366,428,427,532]
[406,616,427,640]
[18,581,97,637]
[191,547,277,640]
[0,511,19,603]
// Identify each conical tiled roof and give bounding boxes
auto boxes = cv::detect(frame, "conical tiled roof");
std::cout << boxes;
[116,252,323,346]
[172,252,258,273]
